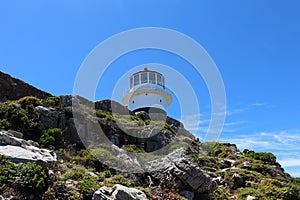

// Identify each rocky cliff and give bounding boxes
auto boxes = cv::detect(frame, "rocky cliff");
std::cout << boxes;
[0,71,51,101]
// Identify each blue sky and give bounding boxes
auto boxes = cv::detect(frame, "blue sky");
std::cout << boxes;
[1,1,300,177]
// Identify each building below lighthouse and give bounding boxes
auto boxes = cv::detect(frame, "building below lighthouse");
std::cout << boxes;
[123,68,172,114]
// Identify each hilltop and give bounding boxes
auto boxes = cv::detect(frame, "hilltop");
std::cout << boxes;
[0,72,299,200]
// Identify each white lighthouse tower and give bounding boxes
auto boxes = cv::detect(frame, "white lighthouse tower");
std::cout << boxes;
[123,68,172,114]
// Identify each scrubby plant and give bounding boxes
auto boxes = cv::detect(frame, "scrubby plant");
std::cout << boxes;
[122,144,145,153]
[18,96,41,108]
[0,155,48,195]
[63,167,100,199]
[39,128,63,147]
[245,152,277,165]
[0,119,11,129]
[103,174,131,187]
[45,96,60,107]
[212,186,231,200]
[237,187,264,200]
[223,169,263,190]
[90,147,119,167]
[209,142,237,158]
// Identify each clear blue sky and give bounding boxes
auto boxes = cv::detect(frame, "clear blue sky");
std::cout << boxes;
[1,1,300,177]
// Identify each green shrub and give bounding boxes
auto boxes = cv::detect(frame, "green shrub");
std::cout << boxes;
[209,142,237,158]
[237,187,265,200]
[90,147,118,167]
[122,144,145,153]
[64,168,86,180]
[245,152,277,165]
[45,96,60,107]
[257,179,300,200]
[103,174,131,187]
[39,128,62,147]
[0,119,11,129]
[212,186,231,200]
[0,156,48,195]
[18,96,41,108]
[224,169,263,190]
[78,176,99,199]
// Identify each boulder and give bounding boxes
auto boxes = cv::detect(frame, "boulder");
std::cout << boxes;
[232,173,244,188]
[0,130,56,163]
[247,195,257,200]
[145,148,217,193]
[243,161,252,169]
[112,184,148,200]
[179,190,194,200]
[93,184,148,200]
[36,106,60,129]
[95,100,131,115]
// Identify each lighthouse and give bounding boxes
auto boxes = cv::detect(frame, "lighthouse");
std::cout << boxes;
[123,68,172,114]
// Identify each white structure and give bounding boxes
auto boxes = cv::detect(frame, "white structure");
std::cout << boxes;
[123,68,172,113]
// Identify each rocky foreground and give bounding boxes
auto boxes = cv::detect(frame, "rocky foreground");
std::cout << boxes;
[0,95,299,200]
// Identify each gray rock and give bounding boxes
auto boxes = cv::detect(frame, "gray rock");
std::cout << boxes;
[232,173,244,188]
[7,130,23,139]
[36,106,60,129]
[112,184,148,200]
[93,186,113,200]
[243,161,252,168]
[146,148,217,193]
[60,95,74,107]
[0,130,56,163]
[179,190,194,200]
[247,195,257,200]
[220,159,232,169]
[93,185,148,200]
[135,111,150,120]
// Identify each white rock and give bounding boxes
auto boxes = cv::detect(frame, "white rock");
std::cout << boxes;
[247,195,257,200]
[0,130,56,163]
[112,184,148,200]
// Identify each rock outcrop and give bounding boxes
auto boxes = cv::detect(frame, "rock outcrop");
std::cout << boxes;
[93,184,148,200]
[0,130,56,163]
[0,71,51,101]
[145,148,217,194]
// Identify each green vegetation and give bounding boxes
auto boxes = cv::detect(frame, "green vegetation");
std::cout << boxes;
[0,155,48,196]
[122,144,145,153]
[212,186,231,200]
[18,96,41,108]
[0,118,11,129]
[39,128,63,147]
[44,96,61,107]
[102,174,131,187]
[245,151,277,165]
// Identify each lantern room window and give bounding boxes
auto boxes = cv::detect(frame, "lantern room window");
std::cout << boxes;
[141,72,147,84]
[149,72,155,84]
[134,75,139,86]
[157,74,162,86]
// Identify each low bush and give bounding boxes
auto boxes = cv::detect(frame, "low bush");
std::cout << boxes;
[39,128,63,147]
[103,174,131,187]
[245,152,277,165]
[45,96,60,107]
[0,119,11,129]
[212,186,231,200]
[18,96,41,108]
[0,155,48,195]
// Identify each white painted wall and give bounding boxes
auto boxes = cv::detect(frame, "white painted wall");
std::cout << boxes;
[129,92,167,111]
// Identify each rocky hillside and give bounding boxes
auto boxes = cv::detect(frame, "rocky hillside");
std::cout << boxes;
[0,71,51,101]
[0,73,299,200]
[0,95,299,200]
